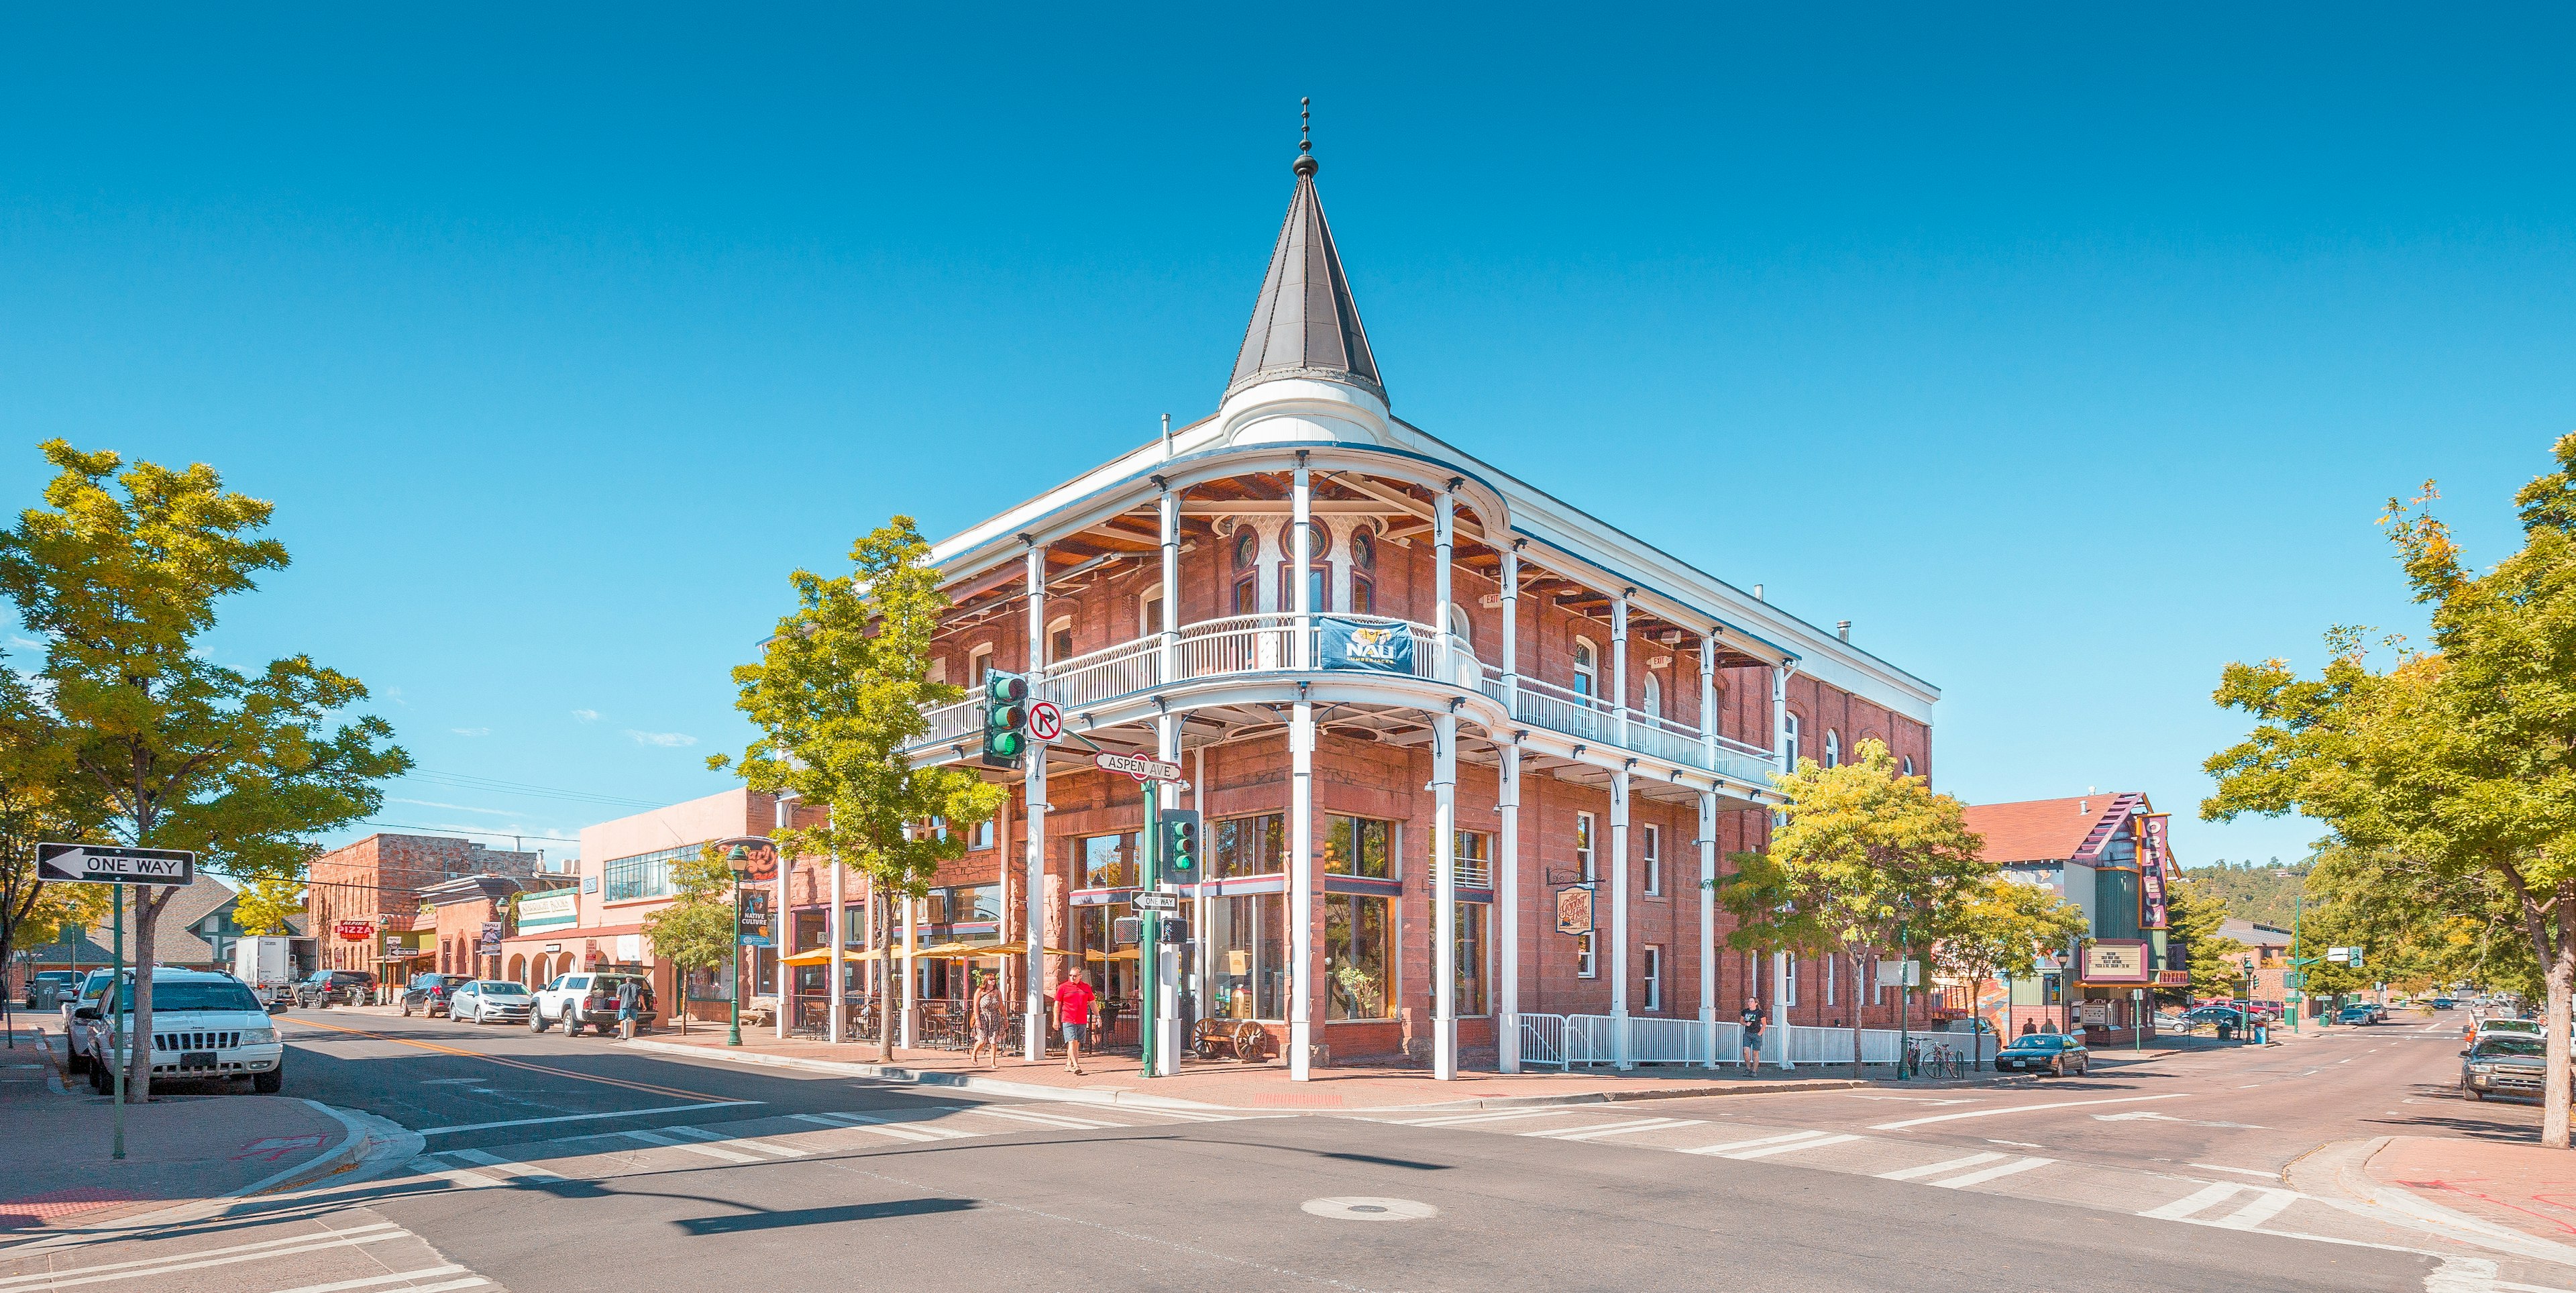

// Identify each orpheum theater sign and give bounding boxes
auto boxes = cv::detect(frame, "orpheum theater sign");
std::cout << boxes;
[2082,939,2151,984]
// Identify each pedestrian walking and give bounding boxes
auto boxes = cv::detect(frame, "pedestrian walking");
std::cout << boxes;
[1739,996,1767,1072]
[968,973,1004,1069]
[615,977,641,1041]
[1055,972,1097,1075]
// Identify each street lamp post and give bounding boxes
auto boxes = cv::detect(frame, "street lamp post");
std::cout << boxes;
[727,843,751,1048]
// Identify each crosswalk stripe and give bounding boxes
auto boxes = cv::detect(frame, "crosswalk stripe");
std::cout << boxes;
[667,1125,808,1157]
[1681,1129,1827,1156]
[1878,1151,2006,1181]
[1133,1106,1240,1122]
[447,1147,563,1181]
[0,1225,406,1288]
[793,1110,969,1141]
[12,1231,415,1290]
[961,1105,1117,1129]
[2214,1188,2298,1230]
[2139,1182,2245,1221]
[619,1127,763,1162]
[407,1158,507,1191]
[1722,1132,1860,1160]
[385,1281,490,1293]
[1523,1117,1701,1141]
[265,1267,469,1293]
[1407,1107,1583,1128]
[1931,1156,2053,1190]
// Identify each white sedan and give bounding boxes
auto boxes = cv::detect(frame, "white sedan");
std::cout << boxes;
[449,980,535,1025]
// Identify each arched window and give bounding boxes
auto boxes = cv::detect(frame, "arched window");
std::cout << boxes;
[1232,529,1260,616]
[1448,603,1474,648]
[1824,729,1841,769]
[1279,523,1330,613]
[1641,674,1662,720]
[1902,755,1917,778]
[1783,713,1801,767]
[1572,637,1599,700]
[1049,614,1074,665]
[1348,527,1376,615]
[1139,585,1163,639]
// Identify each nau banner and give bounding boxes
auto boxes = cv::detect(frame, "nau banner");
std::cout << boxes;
[1318,617,1415,675]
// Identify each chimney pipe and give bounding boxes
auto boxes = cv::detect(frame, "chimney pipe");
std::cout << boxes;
[1836,620,1851,642]
[1752,584,1764,602]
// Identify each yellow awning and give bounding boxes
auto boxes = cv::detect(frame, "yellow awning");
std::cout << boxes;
[1085,948,1142,962]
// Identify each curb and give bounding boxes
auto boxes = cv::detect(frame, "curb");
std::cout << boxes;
[619,1037,1236,1112]
[2288,1135,2576,1268]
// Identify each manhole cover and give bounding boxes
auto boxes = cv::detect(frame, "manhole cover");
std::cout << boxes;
[1301,1196,1437,1221]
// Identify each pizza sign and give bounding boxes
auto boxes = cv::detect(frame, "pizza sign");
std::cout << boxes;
[335,921,376,941]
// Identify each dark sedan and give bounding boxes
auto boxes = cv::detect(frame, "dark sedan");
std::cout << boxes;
[400,972,463,1017]
[1995,1033,2089,1076]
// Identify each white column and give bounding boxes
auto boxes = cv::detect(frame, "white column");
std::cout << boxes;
[1500,543,1521,711]
[900,896,919,1049]
[1432,713,1458,1080]
[1159,484,1179,681]
[1023,542,1049,1062]
[1289,703,1315,1080]
[1498,741,1522,1072]
[1293,458,1311,667]
[1771,951,1790,1070]
[1697,790,1717,1065]
[1700,631,1718,769]
[1612,590,1629,746]
[828,855,845,1045]
[1610,764,1631,1070]
[1434,488,1454,677]
[1772,665,1790,772]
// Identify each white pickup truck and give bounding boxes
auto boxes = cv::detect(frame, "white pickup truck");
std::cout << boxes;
[529,971,657,1036]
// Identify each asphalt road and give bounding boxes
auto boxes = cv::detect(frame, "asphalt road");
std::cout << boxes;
[7,1005,2566,1293]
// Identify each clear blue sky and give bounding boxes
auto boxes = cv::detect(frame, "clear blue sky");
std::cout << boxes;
[5,6,2570,867]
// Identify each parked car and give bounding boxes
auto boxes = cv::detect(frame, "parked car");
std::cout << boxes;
[292,969,376,1008]
[2337,1004,2378,1025]
[1994,1031,2088,1076]
[2184,1005,2250,1031]
[449,980,535,1025]
[64,968,285,1093]
[529,972,656,1035]
[400,972,464,1018]
[2432,997,2459,1011]
[2462,1033,2553,1101]
[23,970,78,1010]
[2467,1017,2544,1047]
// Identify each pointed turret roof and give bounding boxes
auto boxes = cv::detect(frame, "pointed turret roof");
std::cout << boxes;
[1226,140,1384,404]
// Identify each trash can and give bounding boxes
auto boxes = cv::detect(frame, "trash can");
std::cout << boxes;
[2217,1020,2235,1041]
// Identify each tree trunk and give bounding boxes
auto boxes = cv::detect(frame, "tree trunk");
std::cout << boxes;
[875,885,894,1063]
[2546,884,2575,1151]
[1850,952,1866,1078]
[126,891,172,1102]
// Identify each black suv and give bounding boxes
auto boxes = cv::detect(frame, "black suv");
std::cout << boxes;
[294,969,376,1008]
[400,972,463,1018]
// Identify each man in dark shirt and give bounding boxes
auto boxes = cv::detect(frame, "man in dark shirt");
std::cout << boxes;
[1739,996,1767,1071]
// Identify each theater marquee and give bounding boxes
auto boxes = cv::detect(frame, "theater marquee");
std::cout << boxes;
[2082,939,2151,984]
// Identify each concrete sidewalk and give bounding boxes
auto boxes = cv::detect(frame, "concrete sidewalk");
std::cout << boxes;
[2367,1135,2576,1247]
[0,1029,368,1236]
[618,1023,2001,1110]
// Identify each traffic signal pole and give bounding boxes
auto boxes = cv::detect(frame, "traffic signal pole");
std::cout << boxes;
[1140,786,1161,1078]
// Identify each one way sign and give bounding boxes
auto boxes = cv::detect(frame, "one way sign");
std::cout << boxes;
[36,843,196,886]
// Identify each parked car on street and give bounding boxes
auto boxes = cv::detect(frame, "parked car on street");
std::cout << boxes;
[23,970,78,1010]
[2462,1034,2553,1101]
[1994,1032,2088,1076]
[449,980,535,1025]
[2337,1004,2378,1025]
[529,972,656,1035]
[64,968,285,1093]
[292,969,376,1008]
[400,972,464,1018]
[2467,1017,2544,1047]
[2184,1005,2251,1030]
[2432,997,2459,1011]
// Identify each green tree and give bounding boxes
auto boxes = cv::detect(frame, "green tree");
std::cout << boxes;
[1719,738,1989,1075]
[0,442,408,1099]
[2161,875,2244,1004]
[641,844,744,1035]
[0,662,106,1015]
[1924,875,2090,1068]
[229,874,305,936]
[715,517,1004,1061]
[2205,433,2576,1147]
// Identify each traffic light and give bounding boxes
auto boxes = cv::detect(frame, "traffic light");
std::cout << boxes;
[1163,809,1201,876]
[980,670,1029,768]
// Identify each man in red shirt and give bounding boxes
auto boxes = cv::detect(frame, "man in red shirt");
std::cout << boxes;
[1055,973,1097,1074]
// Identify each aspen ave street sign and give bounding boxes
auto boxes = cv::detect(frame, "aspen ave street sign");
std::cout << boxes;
[1092,751,1183,782]
[36,843,195,886]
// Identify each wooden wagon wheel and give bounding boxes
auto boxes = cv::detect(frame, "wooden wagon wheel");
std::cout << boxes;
[1232,1019,1269,1063]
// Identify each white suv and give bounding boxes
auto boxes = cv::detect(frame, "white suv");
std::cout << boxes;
[67,968,286,1094]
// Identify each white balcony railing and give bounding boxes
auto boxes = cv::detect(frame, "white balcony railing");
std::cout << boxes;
[906,613,1779,783]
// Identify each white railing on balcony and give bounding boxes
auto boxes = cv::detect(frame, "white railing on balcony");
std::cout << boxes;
[1454,858,1493,888]
[906,613,1779,784]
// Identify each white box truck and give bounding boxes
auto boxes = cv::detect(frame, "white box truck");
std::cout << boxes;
[230,935,296,1007]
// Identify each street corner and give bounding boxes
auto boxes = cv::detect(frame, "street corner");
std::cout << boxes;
[2364,1135,2576,1253]
[0,1092,366,1235]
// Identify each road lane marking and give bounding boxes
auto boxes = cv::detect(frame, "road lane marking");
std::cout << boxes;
[1682,1130,1829,1156]
[415,1099,762,1136]
[282,1017,736,1102]
[2190,1163,2281,1179]
[266,1268,472,1293]
[2216,1189,2298,1230]
[1870,1092,2192,1130]
[667,1125,808,1157]
[2141,1182,2243,1220]
[6,1229,416,1289]
[1721,1133,1860,1160]
[0,1225,405,1288]
[1878,1151,2004,1180]
[1521,1117,1702,1141]
[1930,1156,2053,1189]
[445,1148,564,1181]
[619,1127,761,1162]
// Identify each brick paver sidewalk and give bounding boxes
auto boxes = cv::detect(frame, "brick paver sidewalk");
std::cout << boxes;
[2368,1134,2576,1245]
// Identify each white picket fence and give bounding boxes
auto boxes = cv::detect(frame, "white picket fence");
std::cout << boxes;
[1511,1013,1981,1070]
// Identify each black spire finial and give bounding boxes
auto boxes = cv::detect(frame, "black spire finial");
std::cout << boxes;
[1295,97,1317,178]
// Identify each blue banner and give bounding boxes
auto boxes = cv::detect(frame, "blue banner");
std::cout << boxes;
[1318,617,1414,674]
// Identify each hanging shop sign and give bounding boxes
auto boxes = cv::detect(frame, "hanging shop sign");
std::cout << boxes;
[713,836,780,884]
[335,921,375,941]
[1318,617,1415,675]
[478,921,503,955]
[1555,884,1595,936]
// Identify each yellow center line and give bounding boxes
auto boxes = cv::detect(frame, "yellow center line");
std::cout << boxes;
[282,1017,736,1103]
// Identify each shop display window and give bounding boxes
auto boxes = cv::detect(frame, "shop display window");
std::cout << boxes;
[1326,893,1393,1019]
[1214,813,1285,878]
[1209,893,1289,1021]
[1323,815,1392,878]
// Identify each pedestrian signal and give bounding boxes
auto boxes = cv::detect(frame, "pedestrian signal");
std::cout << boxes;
[981,670,1030,769]
[1163,809,1201,875]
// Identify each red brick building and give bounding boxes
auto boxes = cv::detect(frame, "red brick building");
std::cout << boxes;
[307,834,542,995]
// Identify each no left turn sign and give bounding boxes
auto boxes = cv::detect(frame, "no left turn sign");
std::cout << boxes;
[1026,700,1063,743]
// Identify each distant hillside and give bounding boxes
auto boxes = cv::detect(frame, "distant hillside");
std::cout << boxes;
[2183,858,2310,929]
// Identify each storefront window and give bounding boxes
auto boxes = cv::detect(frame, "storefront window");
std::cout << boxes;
[1323,816,1392,878]
[1080,832,1140,889]
[1454,830,1490,886]
[1209,893,1289,1021]
[1215,813,1285,878]
[1456,901,1490,1016]
[1326,893,1392,1019]
[794,911,826,953]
